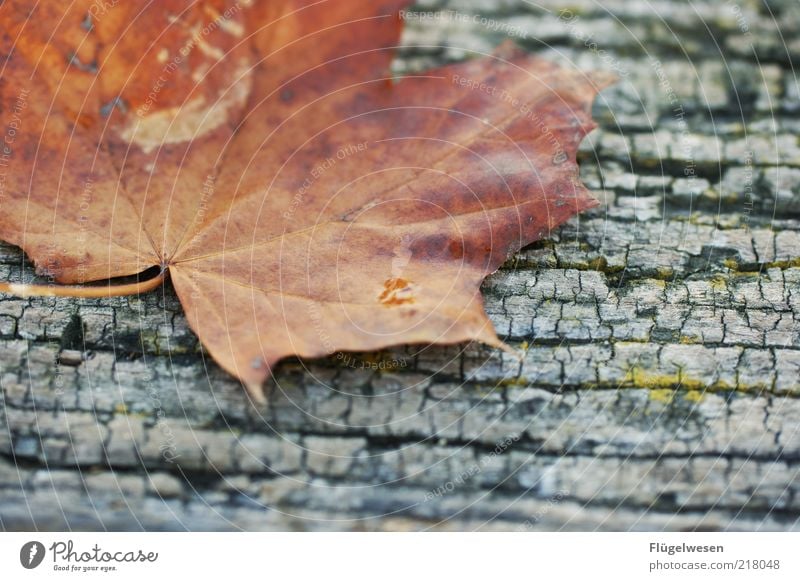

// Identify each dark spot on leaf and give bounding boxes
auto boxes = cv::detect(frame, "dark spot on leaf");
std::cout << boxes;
[67,52,98,73]
[100,96,127,117]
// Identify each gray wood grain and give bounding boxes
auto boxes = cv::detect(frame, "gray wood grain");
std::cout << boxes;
[1,0,799,531]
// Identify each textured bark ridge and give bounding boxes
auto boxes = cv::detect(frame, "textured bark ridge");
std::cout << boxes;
[1,0,800,531]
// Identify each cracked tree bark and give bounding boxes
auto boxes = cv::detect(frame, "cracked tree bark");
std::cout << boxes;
[1,0,799,531]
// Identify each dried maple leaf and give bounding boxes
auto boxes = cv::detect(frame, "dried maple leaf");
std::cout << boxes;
[0,0,614,401]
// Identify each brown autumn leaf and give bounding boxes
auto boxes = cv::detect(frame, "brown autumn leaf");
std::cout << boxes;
[0,0,614,401]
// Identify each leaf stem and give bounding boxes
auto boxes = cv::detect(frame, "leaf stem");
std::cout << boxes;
[0,267,168,299]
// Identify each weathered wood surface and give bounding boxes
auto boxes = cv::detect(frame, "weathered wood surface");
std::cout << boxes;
[1,0,799,531]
